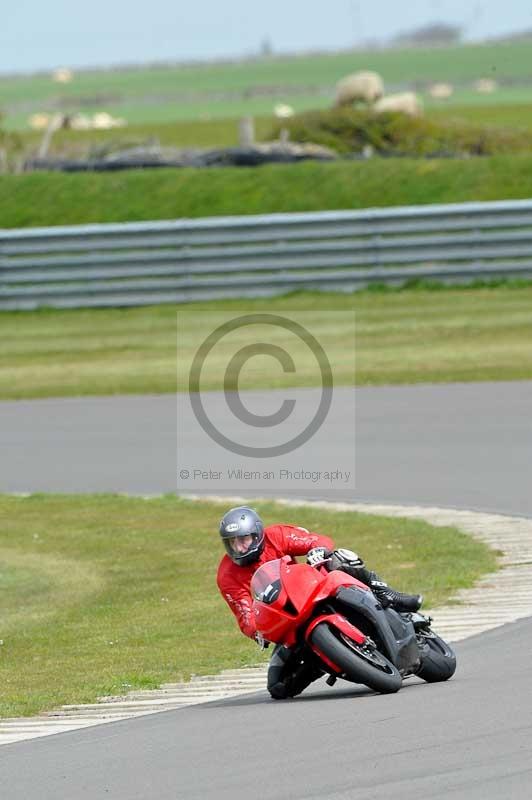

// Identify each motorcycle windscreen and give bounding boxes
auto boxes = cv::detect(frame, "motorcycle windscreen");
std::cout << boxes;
[252,559,296,643]
[251,559,283,604]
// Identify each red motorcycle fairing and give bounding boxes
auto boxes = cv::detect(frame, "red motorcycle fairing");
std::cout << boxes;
[253,601,298,645]
[281,559,326,607]
[305,613,367,673]
[311,569,370,604]
[281,558,370,610]
[252,556,373,648]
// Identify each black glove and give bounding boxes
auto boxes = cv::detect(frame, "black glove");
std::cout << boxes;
[332,548,365,568]
[329,548,367,577]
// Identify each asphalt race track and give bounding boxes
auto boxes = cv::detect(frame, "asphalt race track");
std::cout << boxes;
[1,382,531,514]
[2,619,532,800]
[1,381,532,799]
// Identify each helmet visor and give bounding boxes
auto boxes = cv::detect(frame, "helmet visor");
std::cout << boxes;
[224,533,257,560]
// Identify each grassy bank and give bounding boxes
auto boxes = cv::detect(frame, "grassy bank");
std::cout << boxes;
[4,154,532,228]
[1,286,532,400]
[270,108,532,157]
[0,493,498,717]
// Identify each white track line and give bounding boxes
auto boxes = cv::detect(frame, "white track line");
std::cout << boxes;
[2,498,531,747]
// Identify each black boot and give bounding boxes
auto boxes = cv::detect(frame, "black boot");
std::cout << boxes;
[286,660,323,698]
[267,645,321,699]
[267,644,293,699]
[369,577,423,613]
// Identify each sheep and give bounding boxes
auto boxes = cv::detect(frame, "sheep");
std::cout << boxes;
[429,82,454,100]
[28,113,50,130]
[52,68,73,84]
[92,112,127,130]
[334,71,384,107]
[474,78,497,94]
[70,114,92,130]
[92,112,115,130]
[273,103,294,119]
[374,91,422,116]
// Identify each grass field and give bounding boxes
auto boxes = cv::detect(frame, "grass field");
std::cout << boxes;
[3,39,532,129]
[1,286,531,400]
[4,153,532,228]
[7,88,532,132]
[429,102,532,130]
[0,493,498,717]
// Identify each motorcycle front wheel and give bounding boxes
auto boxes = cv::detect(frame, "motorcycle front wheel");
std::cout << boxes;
[310,622,402,694]
[416,631,456,683]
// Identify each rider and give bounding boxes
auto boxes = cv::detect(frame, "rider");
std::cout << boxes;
[217,506,423,699]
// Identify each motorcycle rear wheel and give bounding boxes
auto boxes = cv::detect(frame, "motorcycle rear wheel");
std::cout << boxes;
[310,623,402,694]
[416,632,456,683]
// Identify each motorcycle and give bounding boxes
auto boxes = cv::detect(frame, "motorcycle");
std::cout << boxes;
[251,551,456,696]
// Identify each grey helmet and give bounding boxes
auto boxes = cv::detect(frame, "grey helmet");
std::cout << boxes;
[219,506,265,566]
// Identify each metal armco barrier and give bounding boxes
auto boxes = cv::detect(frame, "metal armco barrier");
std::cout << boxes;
[2,199,532,310]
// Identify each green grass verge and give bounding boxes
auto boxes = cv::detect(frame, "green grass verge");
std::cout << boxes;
[4,153,532,228]
[0,493,498,718]
[1,286,532,400]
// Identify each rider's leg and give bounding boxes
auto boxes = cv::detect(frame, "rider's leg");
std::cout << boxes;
[334,558,423,613]
[267,644,321,699]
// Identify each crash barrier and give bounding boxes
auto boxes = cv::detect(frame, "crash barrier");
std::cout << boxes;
[2,199,532,309]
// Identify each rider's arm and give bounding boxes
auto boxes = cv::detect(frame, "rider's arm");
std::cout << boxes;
[273,524,334,557]
[217,569,257,639]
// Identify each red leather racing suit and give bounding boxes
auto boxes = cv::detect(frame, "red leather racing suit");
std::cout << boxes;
[217,523,334,639]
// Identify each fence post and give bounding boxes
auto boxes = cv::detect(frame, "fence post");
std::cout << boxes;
[238,117,255,147]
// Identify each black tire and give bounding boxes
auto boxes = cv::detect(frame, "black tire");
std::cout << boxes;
[310,623,402,694]
[417,632,456,683]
